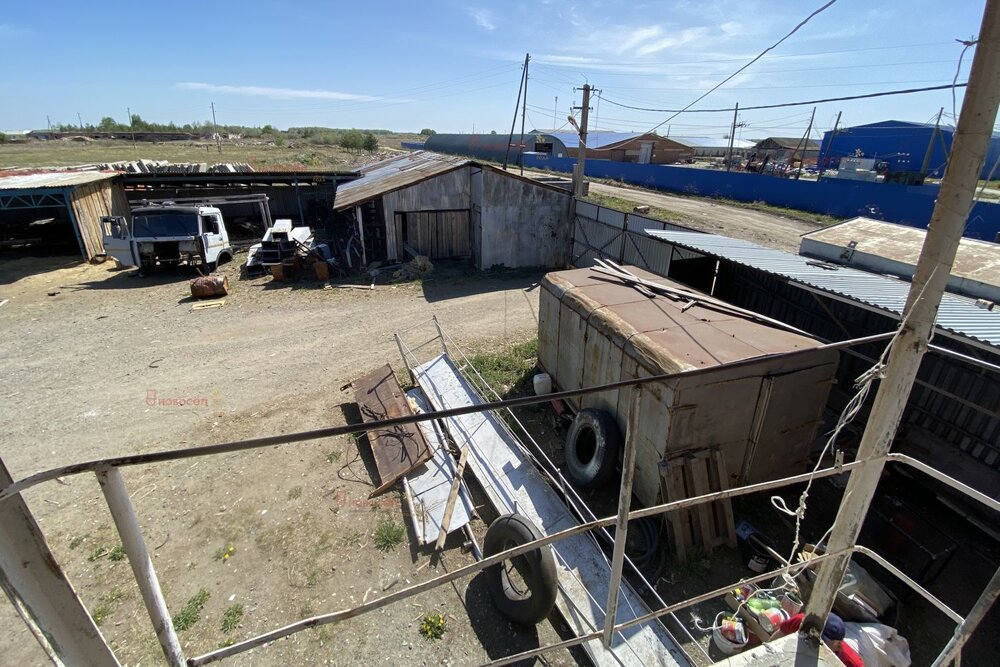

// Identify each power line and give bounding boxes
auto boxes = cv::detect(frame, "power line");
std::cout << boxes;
[593,0,841,147]
[597,83,968,114]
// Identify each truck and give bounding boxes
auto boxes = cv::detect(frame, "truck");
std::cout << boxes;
[102,203,234,274]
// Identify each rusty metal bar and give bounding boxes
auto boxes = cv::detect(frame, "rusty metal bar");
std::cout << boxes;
[0,330,897,502]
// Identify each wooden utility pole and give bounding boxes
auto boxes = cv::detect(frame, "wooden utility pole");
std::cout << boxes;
[77,112,84,131]
[726,102,739,171]
[126,107,137,151]
[553,96,558,130]
[503,53,529,171]
[572,84,592,198]
[210,102,222,154]
[792,107,816,179]
[921,107,945,176]
[818,110,841,178]
[801,0,1000,646]
[519,54,530,175]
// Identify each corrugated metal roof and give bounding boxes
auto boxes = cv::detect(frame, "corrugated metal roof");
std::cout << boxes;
[545,131,651,150]
[333,151,469,210]
[647,229,1000,350]
[0,170,118,191]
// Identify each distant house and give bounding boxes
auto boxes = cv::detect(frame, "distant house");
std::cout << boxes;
[671,136,756,158]
[752,137,821,163]
[422,131,694,165]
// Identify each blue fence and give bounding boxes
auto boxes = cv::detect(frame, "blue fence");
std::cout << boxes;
[523,154,1000,240]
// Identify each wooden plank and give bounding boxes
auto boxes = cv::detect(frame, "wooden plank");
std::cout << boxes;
[354,365,431,494]
[685,451,715,549]
[434,445,469,551]
[661,459,691,561]
[712,449,738,549]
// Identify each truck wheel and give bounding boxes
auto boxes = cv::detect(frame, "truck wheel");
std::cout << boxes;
[217,252,232,267]
[483,514,558,626]
[565,408,622,489]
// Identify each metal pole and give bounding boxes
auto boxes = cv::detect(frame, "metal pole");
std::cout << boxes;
[726,102,738,171]
[96,467,184,667]
[931,564,1000,666]
[802,0,1000,640]
[922,107,945,176]
[519,54,530,176]
[0,456,119,666]
[573,84,591,198]
[602,388,641,647]
[794,107,816,179]
[211,102,222,155]
[818,110,841,178]
[126,107,136,151]
[432,314,450,357]
[503,54,528,171]
[553,96,558,130]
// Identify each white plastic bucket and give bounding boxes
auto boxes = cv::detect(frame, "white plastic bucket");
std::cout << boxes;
[533,373,552,395]
[711,613,748,655]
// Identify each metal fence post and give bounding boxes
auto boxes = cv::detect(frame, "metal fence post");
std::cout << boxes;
[0,456,120,666]
[602,388,641,647]
[432,315,450,357]
[96,467,184,667]
[931,564,1000,667]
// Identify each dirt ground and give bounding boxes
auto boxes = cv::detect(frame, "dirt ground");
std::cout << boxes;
[584,182,822,253]
[0,255,585,666]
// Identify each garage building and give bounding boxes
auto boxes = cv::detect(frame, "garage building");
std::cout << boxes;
[0,171,130,260]
[333,151,573,269]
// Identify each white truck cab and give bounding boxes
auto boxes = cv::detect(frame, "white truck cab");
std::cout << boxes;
[102,204,233,274]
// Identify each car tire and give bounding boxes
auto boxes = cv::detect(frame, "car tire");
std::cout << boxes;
[564,408,622,488]
[483,514,558,626]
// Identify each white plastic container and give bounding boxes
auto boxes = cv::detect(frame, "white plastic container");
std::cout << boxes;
[533,372,552,395]
[712,613,749,655]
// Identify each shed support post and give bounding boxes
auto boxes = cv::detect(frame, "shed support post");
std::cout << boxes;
[96,467,184,667]
[602,388,641,647]
[0,456,119,666]
[802,0,1000,640]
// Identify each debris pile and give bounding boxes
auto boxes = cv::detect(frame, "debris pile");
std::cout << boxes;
[392,255,434,281]
[74,159,255,174]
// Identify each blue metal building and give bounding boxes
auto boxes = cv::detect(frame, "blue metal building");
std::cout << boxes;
[819,119,1000,179]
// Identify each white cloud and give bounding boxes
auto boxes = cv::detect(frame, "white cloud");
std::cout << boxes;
[615,26,663,55]
[468,7,496,31]
[634,27,709,56]
[176,82,380,102]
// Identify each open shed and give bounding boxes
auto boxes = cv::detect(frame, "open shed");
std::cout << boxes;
[334,151,573,269]
[0,171,130,260]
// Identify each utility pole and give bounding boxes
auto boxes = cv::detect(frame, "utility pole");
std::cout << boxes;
[519,53,530,175]
[503,53,529,171]
[818,110,841,178]
[553,96,558,131]
[210,102,222,154]
[572,84,592,198]
[792,106,816,179]
[46,115,51,131]
[921,107,945,176]
[77,112,84,131]
[126,107,137,151]
[801,0,1000,650]
[726,102,739,172]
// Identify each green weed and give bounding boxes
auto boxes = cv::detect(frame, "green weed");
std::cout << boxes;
[172,589,211,632]
[221,603,244,633]
[373,517,405,552]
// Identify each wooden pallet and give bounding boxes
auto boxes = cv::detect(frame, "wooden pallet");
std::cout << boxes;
[660,448,737,560]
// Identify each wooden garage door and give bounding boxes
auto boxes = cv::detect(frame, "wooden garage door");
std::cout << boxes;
[395,210,471,260]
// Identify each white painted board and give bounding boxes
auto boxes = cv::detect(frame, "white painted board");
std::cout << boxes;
[414,354,690,667]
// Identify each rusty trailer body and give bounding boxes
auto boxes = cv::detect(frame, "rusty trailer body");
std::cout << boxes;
[538,266,839,507]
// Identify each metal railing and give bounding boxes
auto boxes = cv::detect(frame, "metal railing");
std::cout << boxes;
[1,320,997,667]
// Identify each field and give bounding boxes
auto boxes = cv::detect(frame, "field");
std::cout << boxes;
[0,133,422,171]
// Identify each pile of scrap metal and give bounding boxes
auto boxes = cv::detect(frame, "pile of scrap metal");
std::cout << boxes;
[73,159,255,174]
[245,219,337,280]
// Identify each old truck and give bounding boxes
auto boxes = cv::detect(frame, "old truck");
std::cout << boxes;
[101,203,233,274]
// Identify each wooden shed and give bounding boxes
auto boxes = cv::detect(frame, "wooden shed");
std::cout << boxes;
[538,266,839,507]
[0,171,130,260]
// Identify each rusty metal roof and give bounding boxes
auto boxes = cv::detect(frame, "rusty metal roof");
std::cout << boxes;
[333,151,469,210]
[648,229,1000,351]
[0,170,118,191]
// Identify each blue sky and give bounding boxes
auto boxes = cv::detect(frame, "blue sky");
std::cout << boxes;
[0,1,990,142]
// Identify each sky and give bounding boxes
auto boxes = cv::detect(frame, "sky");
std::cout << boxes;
[0,0,991,143]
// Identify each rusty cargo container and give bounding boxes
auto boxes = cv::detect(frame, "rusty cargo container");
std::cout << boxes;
[538,266,839,507]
